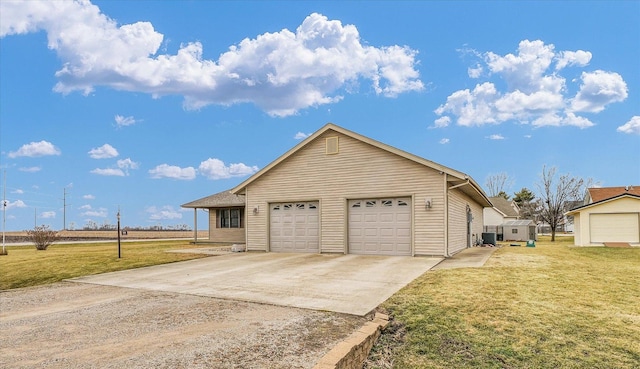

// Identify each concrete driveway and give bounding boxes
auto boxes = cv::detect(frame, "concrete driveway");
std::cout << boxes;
[69,252,443,316]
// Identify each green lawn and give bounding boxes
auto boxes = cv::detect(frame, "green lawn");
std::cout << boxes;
[368,237,640,368]
[0,241,209,290]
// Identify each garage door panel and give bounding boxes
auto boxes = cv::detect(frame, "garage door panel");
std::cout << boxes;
[379,213,394,222]
[590,213,640,243]
[270,202,319,253]
[349,197,412,256]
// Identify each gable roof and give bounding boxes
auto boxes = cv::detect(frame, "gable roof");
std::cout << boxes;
[488,196,519,217]
[181,190,245,208]
[587,186,640,202]
[232,123,492,207]
[566,193,640,215]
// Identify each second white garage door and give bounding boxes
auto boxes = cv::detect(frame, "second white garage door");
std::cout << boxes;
[348,198,412,256]
[590,213,640,243]
[270,202,319,253]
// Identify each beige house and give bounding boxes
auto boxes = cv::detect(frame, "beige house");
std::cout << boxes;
[189,123,488,257]
[566,187,640,246]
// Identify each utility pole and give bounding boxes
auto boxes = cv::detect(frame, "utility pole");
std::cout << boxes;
[2,170,6,255]
[62,188,66,230]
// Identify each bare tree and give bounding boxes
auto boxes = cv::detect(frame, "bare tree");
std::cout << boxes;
[485,172,514,198]
[27,225,61,250]
[536,165,585,241]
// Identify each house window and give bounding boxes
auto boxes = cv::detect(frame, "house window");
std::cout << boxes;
[512,228,518,234]
[218,208,243,228]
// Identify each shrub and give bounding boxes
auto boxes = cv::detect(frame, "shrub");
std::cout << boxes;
[27,225,60,250]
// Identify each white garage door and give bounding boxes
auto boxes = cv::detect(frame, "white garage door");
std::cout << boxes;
[348,198,411,256]
[270,202,319,253]
[590,213,640,243]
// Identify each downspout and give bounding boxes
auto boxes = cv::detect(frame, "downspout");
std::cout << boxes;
[443,173,448,257]
[244,190,249,250]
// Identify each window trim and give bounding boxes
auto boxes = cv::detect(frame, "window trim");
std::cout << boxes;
[217,208,244,229]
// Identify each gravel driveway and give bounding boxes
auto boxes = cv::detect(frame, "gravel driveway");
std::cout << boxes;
[0,282,366,368]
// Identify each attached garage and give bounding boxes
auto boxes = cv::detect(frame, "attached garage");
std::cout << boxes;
[589,213,640,243]
[270,202,319,252]
[348,198,411,256]
[566,192,640,247]
[227,123,490,257]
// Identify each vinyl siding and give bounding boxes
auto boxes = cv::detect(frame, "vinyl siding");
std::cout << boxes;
[448,188,484,255]
[244,130,446,255]
[207,209,246,244]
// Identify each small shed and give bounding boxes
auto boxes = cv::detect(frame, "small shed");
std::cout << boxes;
[501,220,536,241]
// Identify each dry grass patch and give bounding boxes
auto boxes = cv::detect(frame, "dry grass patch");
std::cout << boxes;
[366,237,640,368]
[0,241,212,290]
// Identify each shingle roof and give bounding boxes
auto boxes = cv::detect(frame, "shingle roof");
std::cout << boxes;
[588,186,640,202]
[488,196,519,217]
[181,190,245,208]
[566,193,640,215]
[502,219,534,226]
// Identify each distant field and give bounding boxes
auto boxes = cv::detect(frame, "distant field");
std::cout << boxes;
[2,230,209,243]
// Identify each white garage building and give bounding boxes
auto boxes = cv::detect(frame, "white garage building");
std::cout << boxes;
[566,188,640,247]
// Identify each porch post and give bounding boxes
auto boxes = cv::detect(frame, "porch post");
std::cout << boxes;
[193,209,198,244]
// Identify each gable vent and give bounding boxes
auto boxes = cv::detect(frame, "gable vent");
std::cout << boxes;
[326,136,339,155]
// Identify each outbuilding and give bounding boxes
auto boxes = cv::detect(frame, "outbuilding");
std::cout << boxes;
[214,123,492,257]
[566,191,640,247]
[500,220,537,242]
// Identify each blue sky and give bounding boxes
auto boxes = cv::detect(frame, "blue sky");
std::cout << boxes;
[1,0,639,231]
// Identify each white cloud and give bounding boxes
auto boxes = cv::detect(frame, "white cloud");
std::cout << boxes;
[41,211,56,219]
[1,3,423,117]
[83,194,95,200]
[198,158,258,180]
[439,138,450,144]
[88,143,119,159]
[524,134,532,139]
[432,116,450,128]
[82,208,108,217]
[90,168,125,176]
[79,204,92,210]
[436,40,628,129]
[146,205,182,220]
[11,189,24,194]
[6,199,27,210]
[294,132,311,140]
[617,116,640,135]
[19,166,41,172]
[117,158,139,170]
[149,164,196,180]
[531,112,594,128]
[555,50,591,70]
[8,140,61,158]
[487,134,505,140]
[115,115,137,127]
[570,70,628,113]
[468,64,483,78]
[90,158,138,176]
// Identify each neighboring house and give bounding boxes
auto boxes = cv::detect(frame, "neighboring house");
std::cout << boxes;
[483,196,520,226]
[181,190,246,244]
[565,186,640,246]
[183,123,492,257]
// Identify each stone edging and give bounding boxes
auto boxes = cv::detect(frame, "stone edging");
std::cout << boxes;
[313,312,389,369]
